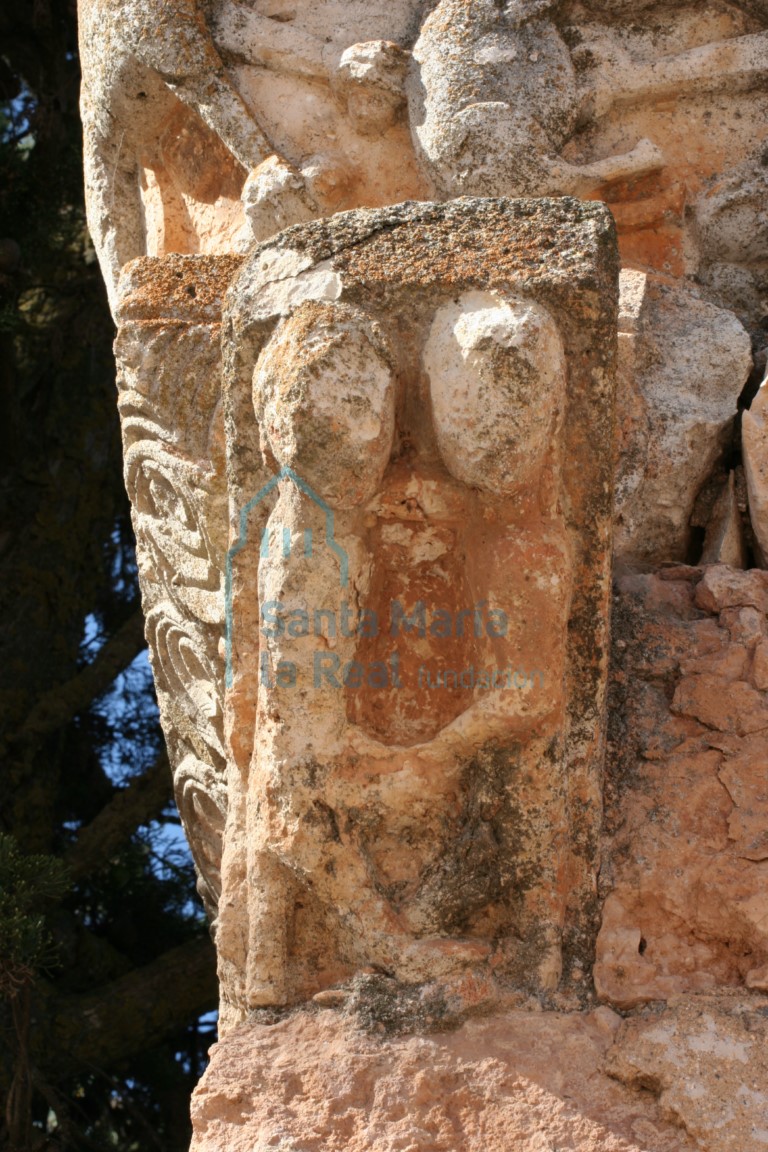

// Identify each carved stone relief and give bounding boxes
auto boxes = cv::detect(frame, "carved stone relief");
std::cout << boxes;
[81,1,768,285]
[113,199,616,1019]
[78,2,768,1145]
[84,0,768,563]
[114,257,238,923]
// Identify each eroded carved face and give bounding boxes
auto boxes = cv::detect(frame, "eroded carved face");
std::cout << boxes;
[252,292,564,507]
[252,300,396,507]
[423,291,566,493]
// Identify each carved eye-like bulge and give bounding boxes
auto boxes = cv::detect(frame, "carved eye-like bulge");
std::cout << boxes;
[344,290,569,746]
[423,290,566,495]
[252,300,396,507]
[249,290,567,747]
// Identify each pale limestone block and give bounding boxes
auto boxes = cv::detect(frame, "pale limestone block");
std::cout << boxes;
[743,373,768,565]
[614,274,752,565]
[607,994,768,1152]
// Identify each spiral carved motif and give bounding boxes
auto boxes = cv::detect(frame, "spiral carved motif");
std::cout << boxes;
[174,753,228,921]
[145,604,226,768]
[125,437,225,626]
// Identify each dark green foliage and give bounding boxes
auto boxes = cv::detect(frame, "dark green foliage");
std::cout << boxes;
[0,5,217,1150]
[0,835,69,997]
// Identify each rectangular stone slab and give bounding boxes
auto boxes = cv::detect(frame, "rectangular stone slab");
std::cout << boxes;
[115,197,619,1022]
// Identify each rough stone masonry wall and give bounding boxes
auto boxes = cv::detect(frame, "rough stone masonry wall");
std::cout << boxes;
[78,0,768,1148]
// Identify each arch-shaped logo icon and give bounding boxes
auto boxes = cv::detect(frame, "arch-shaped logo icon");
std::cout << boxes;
[224,466,349,688]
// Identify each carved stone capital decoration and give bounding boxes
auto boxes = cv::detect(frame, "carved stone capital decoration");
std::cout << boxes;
[80,1,768,1146]
[114,198,618,1021]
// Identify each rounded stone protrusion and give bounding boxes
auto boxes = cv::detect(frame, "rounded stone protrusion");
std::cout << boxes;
[253,301,396,508]
[423,291,565,493]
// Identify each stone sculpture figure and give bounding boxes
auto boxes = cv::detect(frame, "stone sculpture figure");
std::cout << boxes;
[215,198,618,1018]
[78,0,317,309]
[80,0,768,315]
[239,296,572,1006]
[79,2,768,1147]
[408,0,768,201]
[407,0,665,198]
[112,198,617,1021]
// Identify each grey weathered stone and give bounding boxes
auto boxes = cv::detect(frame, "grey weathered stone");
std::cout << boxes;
[614,270,752,567]
[743,373,768,566]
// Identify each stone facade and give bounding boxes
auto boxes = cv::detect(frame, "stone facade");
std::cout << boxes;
[79,1,768,1148]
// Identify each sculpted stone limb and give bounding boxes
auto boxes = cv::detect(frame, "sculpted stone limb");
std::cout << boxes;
[78,0,316,310]
[112,0,274,171]
[584,28,768,119]
[408,0,665,199]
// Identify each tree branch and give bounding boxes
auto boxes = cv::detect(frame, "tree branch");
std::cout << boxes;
[65,751,173,881]
[16,609,146,745]
[44,936,217,1070]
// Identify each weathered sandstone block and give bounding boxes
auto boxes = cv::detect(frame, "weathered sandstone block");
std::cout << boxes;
[743,374,768,565]
[217,197,617,1018]
[114,197,617,1027]
[614,270,752,566]
[596,565,768,1008]
[190,1004,698,1152]
[78,3,768,1149]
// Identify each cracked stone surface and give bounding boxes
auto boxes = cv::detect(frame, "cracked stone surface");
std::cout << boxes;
[76,2,768,1149]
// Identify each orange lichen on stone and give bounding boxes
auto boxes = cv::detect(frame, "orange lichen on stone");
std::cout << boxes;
[116,253,244,322]
[597,565,768,1009]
